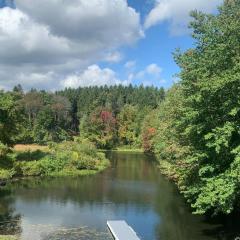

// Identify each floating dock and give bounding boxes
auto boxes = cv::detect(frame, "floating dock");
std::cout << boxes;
[107,220,140,240]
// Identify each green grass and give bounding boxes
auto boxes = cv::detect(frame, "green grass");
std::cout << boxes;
[0,236,18,240]
[49,169,98,177]
[113,148,143,153]
[99,146,144,153]
[14,144,49,152]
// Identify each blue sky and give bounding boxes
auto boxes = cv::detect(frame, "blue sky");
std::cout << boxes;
[101,20,194,88]
[0,0,222,90]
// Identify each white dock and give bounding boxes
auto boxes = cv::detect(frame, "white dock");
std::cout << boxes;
[107,220,140,240]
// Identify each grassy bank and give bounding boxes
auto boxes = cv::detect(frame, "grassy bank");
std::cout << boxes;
[0,141,110,182]
[13,144,49,152]
[100,145,144,153]
[113,148,143,153]
[0,236,18,240]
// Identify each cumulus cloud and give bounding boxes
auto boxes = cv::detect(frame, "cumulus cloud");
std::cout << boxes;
[61,65,129,88]
[16,0,144,44]
[146,63,162,75]
[0,64,60,90]
[144,0,222,34]
[136,63,165,86]
[124,61,136,70]
[104,51,123,63]
[136,63,162,79]
[0,8,70,65]
[0,0,143,89]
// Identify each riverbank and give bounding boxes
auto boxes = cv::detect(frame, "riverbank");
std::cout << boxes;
[113,148,143,153]
[0,236,18,240]
[158,159,179,182]
[100,146,144,153]
[0,142,110,183]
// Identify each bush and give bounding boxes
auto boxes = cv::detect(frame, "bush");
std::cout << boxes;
[70,153,97,170]
[38,155,67,175]
[0,142,9,159]
[7,141,109,179]
[0,169,14,180]
[18,161,42,176]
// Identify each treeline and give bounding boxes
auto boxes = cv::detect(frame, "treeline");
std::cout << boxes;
[141,0,240,215]
[0,85,165,148]
[0,87,72,145]
[1,85,165,180]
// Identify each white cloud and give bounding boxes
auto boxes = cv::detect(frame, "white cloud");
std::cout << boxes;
[0,65,60,90]
[17,0,144,45]
[104,51,123,63]
[17,72,58,90]
[0,0,143,89]
[124,61,136,70]
[0,8,70,65]
[61,65,128,88]
[146,63,162,75]
[136,63,162,79]
[133,63,165,86]
[144,0,222,34]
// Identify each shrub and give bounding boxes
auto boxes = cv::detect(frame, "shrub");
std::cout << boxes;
[0,169,14,180]
[70,152,97,170]
[8,141,109,179]
[18,161,42,176]
[0,142,9,159]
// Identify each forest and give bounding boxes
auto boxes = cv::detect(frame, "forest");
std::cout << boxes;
[0,0,240,218]
[143,0,240,216]
[0,85,164,147]
[0,85,164,181]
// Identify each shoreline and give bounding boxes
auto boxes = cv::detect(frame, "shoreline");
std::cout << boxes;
[0,144,145,185]
[99,148,144,153]
[0,162,110,186]
[0,236,18,240]
[0,143,110,185]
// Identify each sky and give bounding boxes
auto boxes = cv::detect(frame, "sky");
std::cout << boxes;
[0,0,223,91]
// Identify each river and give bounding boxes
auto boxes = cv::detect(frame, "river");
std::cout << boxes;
[0,152,239,240]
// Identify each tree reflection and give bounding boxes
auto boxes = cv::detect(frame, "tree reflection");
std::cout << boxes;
[0,187,21,235]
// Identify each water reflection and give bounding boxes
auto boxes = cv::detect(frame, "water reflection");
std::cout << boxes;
[0,188,21,236]
[0,152,239,240]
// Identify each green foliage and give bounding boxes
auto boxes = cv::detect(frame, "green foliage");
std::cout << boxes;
[0,142,16,177]
[153,85,188,161]
[60,85,165,142]
[0,236,18,240]
[80,107,117,149]
[0,92,22,146]
[0,85,164,147]
[17,90,72,144]
[0,142,9,159]
[33,106,70,144]
[0,169,14,180]
[117,104,144,146]
[16,161,42,177]
[141,110,158,152]
[9,141,109,179]
[151,0,240,215]
[80,103,153,149]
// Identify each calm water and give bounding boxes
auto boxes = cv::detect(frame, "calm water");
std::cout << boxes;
[0,152,239,240]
